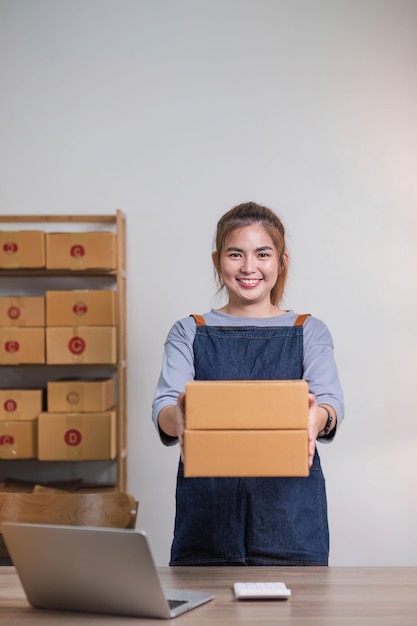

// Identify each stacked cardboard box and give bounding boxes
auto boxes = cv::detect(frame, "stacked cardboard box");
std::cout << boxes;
[0,389,43,459]
[47,379,115,413]
[40,278,117,459]
[45,290,117,364]
[45,232,116,271]
[38,379,116,461]
[0,231,45,269]
[1,232,118,462]
[0,296,45,365]
[0,236,45,457]
[184,380,309,477]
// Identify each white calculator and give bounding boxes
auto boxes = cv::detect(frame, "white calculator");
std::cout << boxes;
[234,581,291,600]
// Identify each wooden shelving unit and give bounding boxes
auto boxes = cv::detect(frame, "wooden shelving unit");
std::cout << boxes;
[0,210,127,491]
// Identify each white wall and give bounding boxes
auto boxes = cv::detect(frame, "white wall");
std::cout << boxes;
[1,0,416,566]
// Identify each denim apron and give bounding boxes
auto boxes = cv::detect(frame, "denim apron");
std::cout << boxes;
[170,314,329,566]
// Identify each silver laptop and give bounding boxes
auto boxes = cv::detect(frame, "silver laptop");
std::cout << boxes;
[2,522,214,619]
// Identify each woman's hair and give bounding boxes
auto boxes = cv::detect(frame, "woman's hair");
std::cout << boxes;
[213,201,288,306]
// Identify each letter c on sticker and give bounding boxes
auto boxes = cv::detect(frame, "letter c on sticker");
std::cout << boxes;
[68,337,86,355]
[70,245,85,258]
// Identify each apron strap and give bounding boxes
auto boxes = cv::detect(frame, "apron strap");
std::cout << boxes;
[190,314,206,326]
[294,313,311,326]
[191,313,309,327]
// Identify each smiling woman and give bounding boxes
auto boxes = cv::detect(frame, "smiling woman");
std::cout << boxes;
[152,201,344,567]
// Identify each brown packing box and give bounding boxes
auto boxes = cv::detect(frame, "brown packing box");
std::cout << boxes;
[46,327,116,364]
[37,411,117,461]
[0,421,37,459]
[185,380,309,429]
[0,328,45,364]
[184,429,309,477]
[0,296,45,327]
[46,232,117,270]
[0,231,45,269]
[47,379,115,413]
[0,389,43,421]
[46,290,116,326]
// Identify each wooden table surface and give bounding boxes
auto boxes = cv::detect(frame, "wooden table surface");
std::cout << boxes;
[1,565,416,625]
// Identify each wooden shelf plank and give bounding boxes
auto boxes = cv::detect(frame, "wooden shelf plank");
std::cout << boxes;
[0,215,117,223]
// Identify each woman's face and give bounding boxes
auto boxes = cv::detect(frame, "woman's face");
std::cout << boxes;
[217,224,280,310]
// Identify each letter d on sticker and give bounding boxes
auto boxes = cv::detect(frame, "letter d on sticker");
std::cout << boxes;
[64,429,82,446]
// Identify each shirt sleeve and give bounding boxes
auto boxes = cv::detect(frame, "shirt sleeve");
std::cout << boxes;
[302,316,345,442]
[152,318,196,445]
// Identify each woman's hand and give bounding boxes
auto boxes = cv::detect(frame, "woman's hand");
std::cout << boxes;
[175,392,186,460]
[307,393,336,467]
[157,394,186,456]
[307,393,322,467]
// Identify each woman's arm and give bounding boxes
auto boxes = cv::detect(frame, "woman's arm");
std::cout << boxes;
[152,318,196,445]
[303,316,344,442]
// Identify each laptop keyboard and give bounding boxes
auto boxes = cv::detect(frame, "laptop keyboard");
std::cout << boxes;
[168,599,188,609]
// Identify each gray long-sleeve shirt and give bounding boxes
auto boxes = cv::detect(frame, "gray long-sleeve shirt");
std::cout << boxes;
[152,309,344,445]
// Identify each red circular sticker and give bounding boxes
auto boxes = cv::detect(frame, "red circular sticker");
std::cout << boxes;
[70,244,85,258]
[7,306,21,320]
[3,399,17,412]
[2,242,18,255]
[68,337,86,355]
[5,341,20,353]
[72,302,88,315]
[64,429,82,446]
[0,435,15,446]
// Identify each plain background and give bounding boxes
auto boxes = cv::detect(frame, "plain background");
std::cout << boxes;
[1,0,416,566]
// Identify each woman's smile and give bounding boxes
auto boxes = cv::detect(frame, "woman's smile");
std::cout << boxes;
[237,277,263,287]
